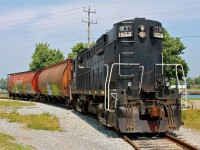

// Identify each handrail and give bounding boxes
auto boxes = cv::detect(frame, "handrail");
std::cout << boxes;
[155,63,187,108]
[138,66,144,95]
[104,64,109,111]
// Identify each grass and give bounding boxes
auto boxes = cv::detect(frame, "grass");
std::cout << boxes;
[182,109,200,130]
[0,132,35,150]
[0,112,62,131]
[188,98,200,100]
[0,100,35,107]
[0,100,62,131]
[0,94,9,98]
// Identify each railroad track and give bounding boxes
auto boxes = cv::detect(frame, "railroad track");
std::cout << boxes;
[123,133,198,150]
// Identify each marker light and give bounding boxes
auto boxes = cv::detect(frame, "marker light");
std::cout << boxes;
[127,81,133,87]
[139,25,145,31]
[165,81,171,87]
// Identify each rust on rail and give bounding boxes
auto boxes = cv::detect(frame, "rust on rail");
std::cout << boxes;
[165,134,198,150]
[122,135,140,150]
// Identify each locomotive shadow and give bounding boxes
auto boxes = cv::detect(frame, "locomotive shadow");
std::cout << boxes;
[71,110,120,138]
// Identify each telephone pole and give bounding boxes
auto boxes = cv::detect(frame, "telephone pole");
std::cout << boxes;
[82,6,97,48]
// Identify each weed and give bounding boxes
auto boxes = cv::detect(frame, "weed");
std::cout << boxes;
[182,109,200,130]
[0,132,35,149]
[0,112,62,131]
[0,100,35,107]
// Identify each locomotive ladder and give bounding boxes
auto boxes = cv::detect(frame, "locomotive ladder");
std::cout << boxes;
[155,63,187,109]
[104,61,144,111]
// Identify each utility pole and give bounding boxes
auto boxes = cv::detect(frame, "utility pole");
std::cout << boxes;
[82,6,97,48]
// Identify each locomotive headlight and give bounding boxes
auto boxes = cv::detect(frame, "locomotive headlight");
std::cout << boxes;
[139,31,146,38]
[127,81,133,87]
[139,25,145,31]
[165,81,171,87]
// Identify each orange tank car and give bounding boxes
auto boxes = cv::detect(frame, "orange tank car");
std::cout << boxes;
[38,59,73,103]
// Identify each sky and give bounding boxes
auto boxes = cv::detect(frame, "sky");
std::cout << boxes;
[0,0,200,79]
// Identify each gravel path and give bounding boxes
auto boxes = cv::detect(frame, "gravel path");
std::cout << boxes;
[172,127,200,149]
[0,101,133,150]
[191,100,200,109]
[0,100,200,150]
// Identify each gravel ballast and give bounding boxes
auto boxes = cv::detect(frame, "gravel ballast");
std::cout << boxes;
[0,101,133,150]
[0,100,200,149]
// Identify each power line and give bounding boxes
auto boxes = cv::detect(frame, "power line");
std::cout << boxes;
[0,31,88,45]
[1,2,197,35]
[82,6,97,47]
[0,6,84,25]
[0,2,199,52]
[1,19,81,38]
[179,36,200,38]
[0,38,97,52]
[0,11,81,34]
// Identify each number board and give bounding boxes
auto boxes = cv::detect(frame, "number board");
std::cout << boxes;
[154,32,163,38]
[150,26,163,39]
[118,32,132,38]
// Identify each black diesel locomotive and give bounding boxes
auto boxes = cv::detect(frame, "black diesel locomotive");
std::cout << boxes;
[70,18,185,133]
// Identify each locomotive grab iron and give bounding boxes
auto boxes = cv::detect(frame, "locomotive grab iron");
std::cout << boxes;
[8,18,186,133]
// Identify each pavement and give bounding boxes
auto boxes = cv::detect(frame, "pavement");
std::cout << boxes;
[191,100,200,109]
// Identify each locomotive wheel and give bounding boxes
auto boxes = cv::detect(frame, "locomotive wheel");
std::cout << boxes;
[65,98,71,108]
[75,100,82,112]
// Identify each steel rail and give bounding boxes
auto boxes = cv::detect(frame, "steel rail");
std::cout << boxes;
[165,133,198,150]
[122,133,198,150]
[122,135,140,150]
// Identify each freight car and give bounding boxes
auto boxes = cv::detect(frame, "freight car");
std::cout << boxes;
[38,59,73,103]
[7,71,41,99]
[7,59,73,103]
[69,18,186,133]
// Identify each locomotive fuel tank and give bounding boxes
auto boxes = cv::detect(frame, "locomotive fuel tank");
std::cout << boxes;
[7,71,41,99]
[38,59,73,102]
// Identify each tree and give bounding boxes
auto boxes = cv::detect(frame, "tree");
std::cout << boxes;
[186,77,195,85]
[0,78,7,90]
[29,43,64,71]
[68,42,95,58]
[194,76,200,85]
[163,29,189,79]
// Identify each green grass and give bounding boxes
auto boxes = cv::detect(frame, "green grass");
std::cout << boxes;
[0,100,62,131]
[0,112,62,131]
[0,132,35,150]
[182,109,200,130]
[188,98,200,100]
[0,90,7,93]
[0,94,9,98]
[0,100,35,107]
